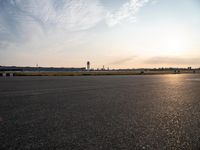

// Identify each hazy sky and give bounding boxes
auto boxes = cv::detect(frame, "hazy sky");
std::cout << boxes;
[0,0,200,68]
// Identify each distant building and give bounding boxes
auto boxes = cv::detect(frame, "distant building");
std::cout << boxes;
[0,66,86,72]
[87,61,90,71]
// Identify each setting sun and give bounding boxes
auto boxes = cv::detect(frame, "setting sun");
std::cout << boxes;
[160,32,188,55]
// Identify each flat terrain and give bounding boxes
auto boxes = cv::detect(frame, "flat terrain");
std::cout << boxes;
[3,70,200,76]
[0,75,200,149]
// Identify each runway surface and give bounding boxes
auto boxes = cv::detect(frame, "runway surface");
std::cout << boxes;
[0,75,200,149]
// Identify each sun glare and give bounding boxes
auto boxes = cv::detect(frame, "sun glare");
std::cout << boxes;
[164,36,186,55]
[156,27,189,56]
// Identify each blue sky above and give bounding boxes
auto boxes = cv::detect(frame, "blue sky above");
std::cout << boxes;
[0,0,200,68]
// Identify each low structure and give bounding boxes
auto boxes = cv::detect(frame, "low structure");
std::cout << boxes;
[87,61,90,71]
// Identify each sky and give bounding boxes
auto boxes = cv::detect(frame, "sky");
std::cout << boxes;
[0,0,200,69]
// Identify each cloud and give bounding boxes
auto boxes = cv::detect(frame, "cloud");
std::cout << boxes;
[0,24,6,33]
[145,56,200,65]
[106,0,151,27]
[0,0,105,45]
[0,0,156,67]
[15,0,104,31]
[0,0,153,47]
[110,56,137,65]
[0,41,10,49]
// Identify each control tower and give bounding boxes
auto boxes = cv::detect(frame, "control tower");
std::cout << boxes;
[87,61,90,71]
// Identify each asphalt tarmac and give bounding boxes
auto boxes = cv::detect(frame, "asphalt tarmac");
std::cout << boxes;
[0,75,200,149]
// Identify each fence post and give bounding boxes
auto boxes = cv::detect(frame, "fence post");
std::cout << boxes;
[10,73,13,77]
[3,73,6,77]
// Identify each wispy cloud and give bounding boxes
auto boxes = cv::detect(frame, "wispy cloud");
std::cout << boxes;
[0,0,153,47]
[110,56,137,65]
[106,0,151,27]
[145,56,200,65]
[0,0,105,44]
[0,0,162,67]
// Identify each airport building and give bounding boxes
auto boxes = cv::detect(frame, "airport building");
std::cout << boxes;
[87,61,90,71]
